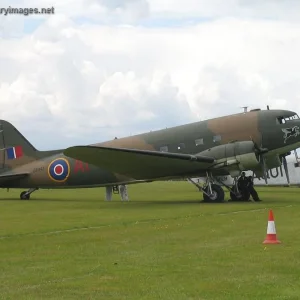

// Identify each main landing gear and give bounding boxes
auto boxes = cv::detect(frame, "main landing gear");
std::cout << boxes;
[213,176,250,202]
[188,172,225,203]
[20,188,39,200]
[188,172,251,203]
[228,177,250,201]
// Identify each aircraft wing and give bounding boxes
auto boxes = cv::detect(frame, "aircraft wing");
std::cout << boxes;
[0,173,29,184]
[64,146,215,180]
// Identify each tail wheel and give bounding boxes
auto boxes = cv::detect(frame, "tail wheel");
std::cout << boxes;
[203,184,225,203]
[20,191,30,200]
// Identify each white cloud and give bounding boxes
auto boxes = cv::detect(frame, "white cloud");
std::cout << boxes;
[1,3,300,150]
[4,0,300,25]
[149,0,237,18]
[20,0,149,23]
[0,0,24,38]
[148,0,300,21]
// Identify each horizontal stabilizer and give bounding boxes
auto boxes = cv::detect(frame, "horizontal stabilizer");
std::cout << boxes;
[64,146,215,180]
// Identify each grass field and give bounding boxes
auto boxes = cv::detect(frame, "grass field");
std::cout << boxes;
[1,182,300,300]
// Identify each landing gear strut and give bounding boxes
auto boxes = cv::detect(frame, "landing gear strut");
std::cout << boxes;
[20,188,38,200]
[188,172,225,203]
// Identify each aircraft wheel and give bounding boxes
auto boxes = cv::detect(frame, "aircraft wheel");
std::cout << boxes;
[230,191,240,201]
[203,184,225,203]
[20,191,30,200]
[242,190,251,201]
[230,189,250,201]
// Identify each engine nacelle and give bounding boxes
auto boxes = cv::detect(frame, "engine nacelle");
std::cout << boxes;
[235,152,260,170]
[197,141,261,176]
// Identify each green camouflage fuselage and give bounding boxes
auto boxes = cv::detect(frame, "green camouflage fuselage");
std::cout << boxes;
[1,109,300,189]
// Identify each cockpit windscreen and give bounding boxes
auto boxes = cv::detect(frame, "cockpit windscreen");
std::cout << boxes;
[277,114,299,124]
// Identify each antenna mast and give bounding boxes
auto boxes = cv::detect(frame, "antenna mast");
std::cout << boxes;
[240,106,248,113]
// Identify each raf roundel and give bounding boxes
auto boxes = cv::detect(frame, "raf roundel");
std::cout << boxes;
[48,158,70,182]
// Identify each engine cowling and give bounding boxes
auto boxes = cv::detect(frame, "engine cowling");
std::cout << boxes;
[197,141,261,176]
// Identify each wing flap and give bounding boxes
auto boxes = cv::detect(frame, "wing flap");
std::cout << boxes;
[64,146,215,180]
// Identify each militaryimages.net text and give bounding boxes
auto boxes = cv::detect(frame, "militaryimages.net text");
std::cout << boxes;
[0,6,55,16]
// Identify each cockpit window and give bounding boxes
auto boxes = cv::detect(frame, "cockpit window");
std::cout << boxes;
[277,114,299,124]
[290,114,299,120]
[277,117,285,124]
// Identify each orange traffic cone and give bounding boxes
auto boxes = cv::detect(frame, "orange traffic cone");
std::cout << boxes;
[263,210,281,244]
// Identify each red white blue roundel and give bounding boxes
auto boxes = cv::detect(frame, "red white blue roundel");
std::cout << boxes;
[48,158,70,182]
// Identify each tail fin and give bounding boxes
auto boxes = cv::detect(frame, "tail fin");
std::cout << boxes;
[0,120,38,168]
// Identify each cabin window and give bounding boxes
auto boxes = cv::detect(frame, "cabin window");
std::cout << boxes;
[160,146,168,152]
[177,143,185,150]
[195,138,204,146]
[213,135,221,142]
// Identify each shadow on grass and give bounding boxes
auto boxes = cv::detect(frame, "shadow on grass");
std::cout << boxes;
[0,197,298,205]
[0,197,231,204]
[0,197,98,203]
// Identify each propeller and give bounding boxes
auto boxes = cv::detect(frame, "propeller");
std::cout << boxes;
[251,137,291,186]
[251,138,269,184]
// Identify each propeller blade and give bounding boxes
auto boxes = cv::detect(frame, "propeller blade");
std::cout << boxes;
[263,159,268,185]
[250,137,269,183]
[260,154,268,184]
[282,156,290,185]
[251,138,269,155]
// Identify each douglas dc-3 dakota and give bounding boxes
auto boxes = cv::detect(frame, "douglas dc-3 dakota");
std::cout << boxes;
[0,107,299,202]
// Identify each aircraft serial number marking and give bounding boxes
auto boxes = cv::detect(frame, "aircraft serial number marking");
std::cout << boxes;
[33,167,44,173]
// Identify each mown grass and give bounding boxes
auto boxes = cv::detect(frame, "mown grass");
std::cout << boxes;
[0,182,299,299]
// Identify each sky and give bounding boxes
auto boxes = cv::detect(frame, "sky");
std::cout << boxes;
[1,0,300,151]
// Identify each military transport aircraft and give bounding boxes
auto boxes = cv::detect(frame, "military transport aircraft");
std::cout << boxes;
[1,108,300,202]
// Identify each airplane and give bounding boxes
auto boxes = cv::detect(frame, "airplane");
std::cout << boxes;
[0,107,300,202]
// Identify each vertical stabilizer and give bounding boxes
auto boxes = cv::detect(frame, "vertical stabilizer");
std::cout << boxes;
[0,120,38,169]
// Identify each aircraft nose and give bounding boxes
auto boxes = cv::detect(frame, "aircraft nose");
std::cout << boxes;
[282,120,300,143]
[289,119,300,129]
[284,119,300,127]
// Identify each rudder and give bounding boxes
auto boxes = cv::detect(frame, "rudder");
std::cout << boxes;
[0,120,38,168]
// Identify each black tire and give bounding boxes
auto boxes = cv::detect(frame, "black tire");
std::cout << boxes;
[203,184,225,203]
[20,191,30,200]
[230,191,240,201]
[242,190,251,201]
[230,188,250,201]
